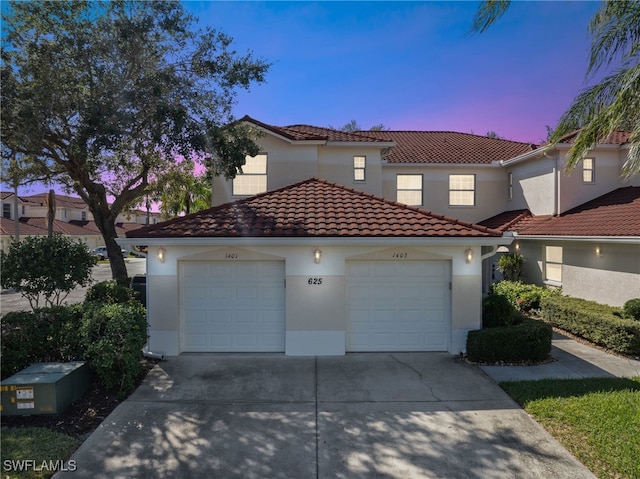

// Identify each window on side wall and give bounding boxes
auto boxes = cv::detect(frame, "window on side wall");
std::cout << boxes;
[354,156,366,182]
[508,172,513,200]
[396,174,423,206]
[582,158,595,183]
[233,153,267,196]
[2,203,11,219]
[544,246,563,283]
[81,211,87,221]
[449,174,475,206]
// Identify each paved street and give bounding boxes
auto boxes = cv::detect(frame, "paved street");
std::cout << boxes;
[0,258,146,316]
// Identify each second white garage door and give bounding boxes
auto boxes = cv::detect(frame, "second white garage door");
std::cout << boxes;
[181,261,285,352]
[346,260,451,352]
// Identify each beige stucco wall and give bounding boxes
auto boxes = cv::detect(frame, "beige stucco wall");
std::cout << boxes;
[507,154,557,215]
[381,165,506,223]
[141,242,488,356]
[505,239,640,307]
[212,134,386,206]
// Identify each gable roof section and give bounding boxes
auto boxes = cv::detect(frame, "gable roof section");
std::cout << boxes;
[364,131,537,164]
[126,178,501,239]
[480,187,640,237]
[555,130,632,145]
[240,116,393,143]
[20,193,88,210]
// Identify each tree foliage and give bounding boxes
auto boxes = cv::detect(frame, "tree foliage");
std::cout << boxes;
[1,1,270,278]
[151,162,212,219]
[329,120,389,132]
[471,0,640,177]
[0,235,97,309]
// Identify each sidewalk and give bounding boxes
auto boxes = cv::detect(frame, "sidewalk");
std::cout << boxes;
[479,332,640,383]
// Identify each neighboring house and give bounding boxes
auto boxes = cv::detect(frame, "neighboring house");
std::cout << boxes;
[0,192,161,252]
[123,117,638,356]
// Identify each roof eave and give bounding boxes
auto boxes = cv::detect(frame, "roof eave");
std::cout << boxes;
[513,234,640,243]
[498,144,553,167]
[118,236,511,247]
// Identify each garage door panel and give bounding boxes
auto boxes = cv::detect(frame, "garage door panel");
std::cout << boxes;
[181,261,285,352]
[347,260,450,352]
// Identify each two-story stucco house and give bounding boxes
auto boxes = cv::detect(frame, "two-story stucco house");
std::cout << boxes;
[121,116,637,358]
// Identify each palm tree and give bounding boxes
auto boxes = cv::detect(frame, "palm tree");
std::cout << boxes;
[472,0,640,177]
[151,163,212,219]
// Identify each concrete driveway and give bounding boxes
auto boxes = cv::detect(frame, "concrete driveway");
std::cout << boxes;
[56,353,594,479]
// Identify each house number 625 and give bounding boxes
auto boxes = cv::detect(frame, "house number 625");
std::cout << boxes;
[308,277,323,285]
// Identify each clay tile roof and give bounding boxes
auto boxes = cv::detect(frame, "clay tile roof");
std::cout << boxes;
[126,178,501,239]
[1,192,15,200]
[556,130,632,145]
[239,116,391,143]
[0,217,145,237]
[481,187,640,237]
[363,131,537,164]
[477,209,532,232]
[20,193,88,210]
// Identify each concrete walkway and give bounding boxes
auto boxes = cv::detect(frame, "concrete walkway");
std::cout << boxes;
[479,332,640,383]
[55,352,595,479]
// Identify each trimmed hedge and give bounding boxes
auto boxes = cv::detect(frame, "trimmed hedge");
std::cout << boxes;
[541,295,640,355]
[81,301,147,395]
[467,318,552,362]
[1,305,85,379]
[491,281,560,313]
[482,294,519,328]
[1,280,148,395]
[623,298,640,321]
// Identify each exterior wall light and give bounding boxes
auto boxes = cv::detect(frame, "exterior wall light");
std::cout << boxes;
[465,248,474,264]
[314,248,322,264]
[514,242,520,252]
[595,245,603,257]
[157,247,166,263]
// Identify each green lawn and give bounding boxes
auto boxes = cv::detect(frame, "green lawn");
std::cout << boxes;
[501,377,640,479]
[0,427,79,479]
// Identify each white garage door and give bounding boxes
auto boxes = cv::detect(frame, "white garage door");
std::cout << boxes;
[181,261,285,352]
[346,261,450,352]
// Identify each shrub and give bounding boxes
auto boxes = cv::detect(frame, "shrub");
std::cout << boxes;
[85,279,139,305]
[491,281,560,313]
[482,294,518,328]
[1,305,84,379]
[541,295,640,355]
[497,253,525,281]
[467,318,552,362]
[80,302,147,396]
[623,298,640,321]
[0,235,97,308]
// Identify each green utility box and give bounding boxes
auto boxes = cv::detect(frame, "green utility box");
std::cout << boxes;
[1,362,91,416]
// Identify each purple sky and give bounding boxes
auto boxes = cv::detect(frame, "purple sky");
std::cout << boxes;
[186,0,601,144]
[5,1,602,196]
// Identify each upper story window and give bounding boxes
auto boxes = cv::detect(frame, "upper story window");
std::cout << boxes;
[544,246,563,283]
[233,153,267,196]
[508,172,513,200]
[2,203,11,219]
[353,156,366,182]
[582,158,595,183]
[81,211,87,221]
[396,174,423,206]
[449,174,475,206]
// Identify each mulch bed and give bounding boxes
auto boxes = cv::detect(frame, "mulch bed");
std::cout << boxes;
[1,359,158,441]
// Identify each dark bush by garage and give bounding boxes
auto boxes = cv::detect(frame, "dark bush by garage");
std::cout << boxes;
[467,319,552,363]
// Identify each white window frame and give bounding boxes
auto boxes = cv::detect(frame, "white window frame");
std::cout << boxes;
[582,158,595,183]
[233,153,268,196]
[449,174,476,206]
[2,203,11,219]
[544,245,563,284]
[353,155,366,182]
[396,174,423,206]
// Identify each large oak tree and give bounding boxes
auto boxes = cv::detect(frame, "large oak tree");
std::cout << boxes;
[1,1,269,278]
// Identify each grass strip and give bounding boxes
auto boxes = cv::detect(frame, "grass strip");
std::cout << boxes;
[1,427,79,479]
[501,377,640,479]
